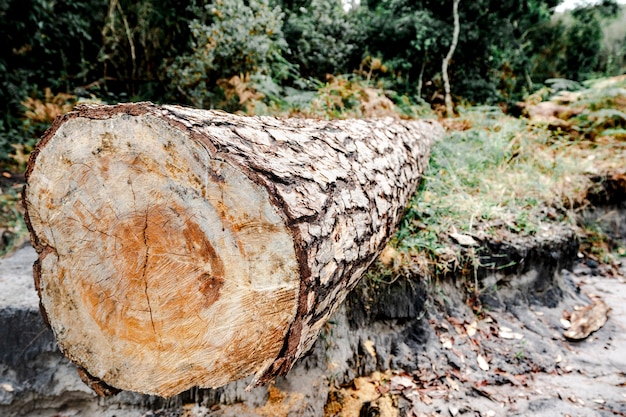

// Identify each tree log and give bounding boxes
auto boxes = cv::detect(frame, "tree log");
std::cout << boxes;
[23,102,442,397]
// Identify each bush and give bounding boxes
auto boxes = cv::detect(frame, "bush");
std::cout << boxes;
[0,0,107,164]
[280,0,361,79]
[166,0,291,109]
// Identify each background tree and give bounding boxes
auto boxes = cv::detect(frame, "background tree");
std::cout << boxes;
[99,0,197,101]
[528,0,621,82]
[442,0,460,116]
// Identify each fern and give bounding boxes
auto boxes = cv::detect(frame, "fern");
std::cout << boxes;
[601,128,626,137]
[588,108,626,124]
[545,78,583,92]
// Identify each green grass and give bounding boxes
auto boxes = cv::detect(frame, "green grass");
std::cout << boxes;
[381,76,626,281]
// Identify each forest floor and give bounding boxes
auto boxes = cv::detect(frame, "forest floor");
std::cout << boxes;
[1,238,624,417]
[323,259,626,417]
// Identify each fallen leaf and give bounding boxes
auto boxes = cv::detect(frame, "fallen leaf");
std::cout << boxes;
[445,376,460,391]
[450,232,478,247]
[447,316,467,335]
[389,375,416,394]
[499,327,524,340]
[466,321,477,337]
[477,355,489,371]
[564,296,611,341]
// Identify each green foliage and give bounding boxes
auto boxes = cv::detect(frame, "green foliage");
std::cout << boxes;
[1,0,626,167]
[565,7,604,80]
[166,0,290,109]
[0,0,107,163]
[349,0,446,99]
[2,0,625,135]
[279,0,360,78]
[349,0,563,104]
[529,1,624,83]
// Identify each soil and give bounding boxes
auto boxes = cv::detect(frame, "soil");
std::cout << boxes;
[1,209,625,416]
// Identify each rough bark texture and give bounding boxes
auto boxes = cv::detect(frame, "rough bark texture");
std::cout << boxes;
[23,102,442,397]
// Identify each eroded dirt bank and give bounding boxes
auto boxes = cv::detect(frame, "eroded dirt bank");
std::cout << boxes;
[1,202,625,417]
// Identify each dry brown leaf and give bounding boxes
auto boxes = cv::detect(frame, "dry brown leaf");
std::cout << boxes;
[389,375,416,394]
[466,321,477,337]
[440,337,453,349]
[564,296,611,341]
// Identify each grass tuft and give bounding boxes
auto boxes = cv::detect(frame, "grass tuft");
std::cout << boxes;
[384,76,626,281]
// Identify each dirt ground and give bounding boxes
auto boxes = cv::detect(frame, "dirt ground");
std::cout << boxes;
[405,261,626,417]
[164,257,626,417]
[1,246,625,417]
[509,263,626,417]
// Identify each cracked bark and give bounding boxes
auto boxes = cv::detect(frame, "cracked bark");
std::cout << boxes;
[23,102,443,397]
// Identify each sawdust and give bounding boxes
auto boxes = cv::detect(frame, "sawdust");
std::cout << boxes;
[253,385,304,417]
[325,372,398,417]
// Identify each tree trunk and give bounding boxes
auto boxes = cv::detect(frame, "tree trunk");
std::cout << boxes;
[23,102,443,397]
[442,0,461,117]
[417,58,427,100]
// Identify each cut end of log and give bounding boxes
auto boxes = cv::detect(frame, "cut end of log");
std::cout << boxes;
[25,111,299,396]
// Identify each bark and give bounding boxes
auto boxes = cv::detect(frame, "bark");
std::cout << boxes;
[442,0,461,117]
[23,102,443,397]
